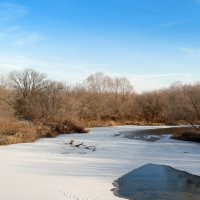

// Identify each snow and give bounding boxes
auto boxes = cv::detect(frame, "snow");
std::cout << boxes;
[0,126,200,200]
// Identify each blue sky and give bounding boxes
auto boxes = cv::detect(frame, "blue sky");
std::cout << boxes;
[0,0,200,92]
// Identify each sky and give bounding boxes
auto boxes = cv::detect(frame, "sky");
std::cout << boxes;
[0,0,200,92]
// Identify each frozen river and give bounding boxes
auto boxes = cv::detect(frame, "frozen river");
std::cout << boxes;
[0,126,200,200]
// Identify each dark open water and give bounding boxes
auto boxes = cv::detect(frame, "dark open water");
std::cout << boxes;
[113,164,200,200]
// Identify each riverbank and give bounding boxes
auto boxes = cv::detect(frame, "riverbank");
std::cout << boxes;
[0,118,165,146]
[123,126,200,143]
[0,118,88,145]
[1,117,199,146]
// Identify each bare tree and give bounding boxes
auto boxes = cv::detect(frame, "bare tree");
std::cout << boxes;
[9,69,47,118]
[181,84,200,129]
[9,69,47,96]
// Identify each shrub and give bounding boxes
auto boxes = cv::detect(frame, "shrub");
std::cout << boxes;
[0,118,37,145]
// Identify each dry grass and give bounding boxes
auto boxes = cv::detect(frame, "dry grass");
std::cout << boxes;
[83,119,165,128]
[0,118,37,145]
[0,117,89,146]
[36,119,89,138]
[83,120,117,127]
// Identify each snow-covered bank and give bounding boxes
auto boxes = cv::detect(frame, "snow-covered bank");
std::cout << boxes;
[0,126,200,200]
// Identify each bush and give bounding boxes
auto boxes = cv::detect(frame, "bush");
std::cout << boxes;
[0,118,37,145]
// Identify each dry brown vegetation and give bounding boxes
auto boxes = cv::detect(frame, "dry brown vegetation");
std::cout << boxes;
[0,118,37,145]
[0,69,200,145]
[127,126,200,143]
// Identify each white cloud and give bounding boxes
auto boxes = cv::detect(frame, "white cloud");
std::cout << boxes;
[0,25,43,46]
[14,32,43,46]
[0,2,28,21]
[0,25,20,40]
[180,48,200,57]
[0,53,93,83]
[0,3,43,46]
[0,53,31,74]
[0,3,42,46]
[159,20,189,28]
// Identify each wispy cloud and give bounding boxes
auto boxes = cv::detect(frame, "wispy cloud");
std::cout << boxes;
[14,32,43,46]
[0,2,28,21]
[180,47,200,57]
[0,53,199,92]
[0,53,94,83]
[0,25,43,46]
[159,20,189,28]
[0,25,20,40]
[0,53,30,75]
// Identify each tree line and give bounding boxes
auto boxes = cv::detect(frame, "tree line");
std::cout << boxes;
[0,68,200,144]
